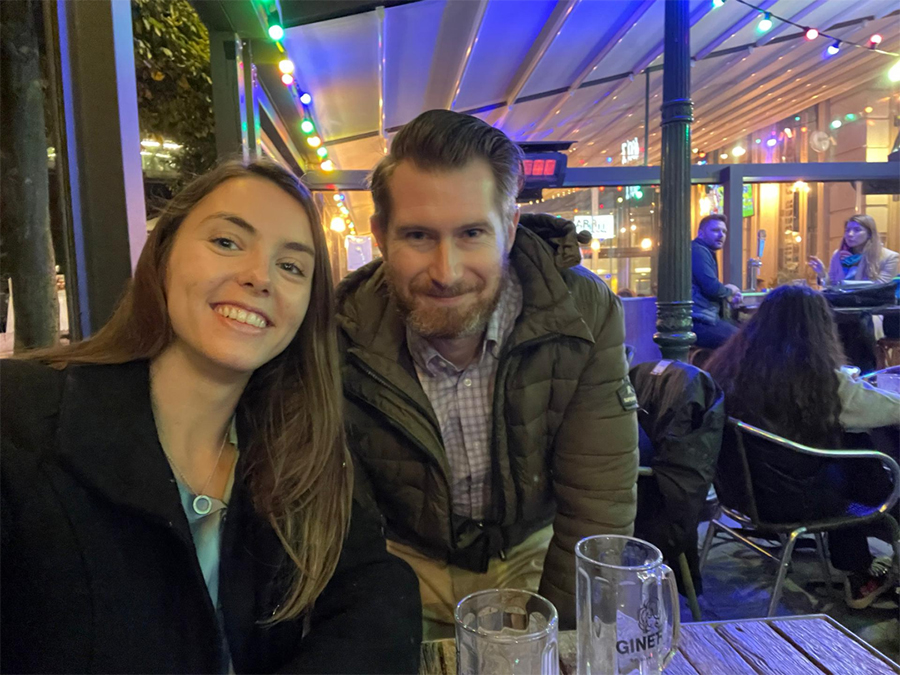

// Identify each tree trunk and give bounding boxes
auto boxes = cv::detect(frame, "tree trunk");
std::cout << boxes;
[0,0,59,351]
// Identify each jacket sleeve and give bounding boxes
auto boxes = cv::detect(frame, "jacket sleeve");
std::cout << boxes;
[692,244,731,301]
[837,369,900,431]
[538,282,639,629]
[282,501,422,674]
[875,249,900,284]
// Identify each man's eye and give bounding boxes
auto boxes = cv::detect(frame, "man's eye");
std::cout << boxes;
[212,237,239,250]
[463,229,485,238]
[405,231,428,241]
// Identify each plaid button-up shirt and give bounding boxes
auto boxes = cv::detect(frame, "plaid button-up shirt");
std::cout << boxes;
[407,270,524,521]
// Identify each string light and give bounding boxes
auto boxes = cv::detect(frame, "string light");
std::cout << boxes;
[281,73,294,86]
[330,217,346,233]
[731,146,746,157]
[300,120,314,134]
[316,146,328,158]
[267,12,284,41]
[712,0,725,7]
[890,60,900,83]
[307,136,322,148]
[320,160,335,172]
[640,238,653,251]
[278,59,295,75]
[830,119,842,129]
[299,93,312,105]
[734,1,898,57]
[766,138,777,147]
[333,194,344,202]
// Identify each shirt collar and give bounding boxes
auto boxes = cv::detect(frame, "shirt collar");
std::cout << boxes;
[407,268,523,376]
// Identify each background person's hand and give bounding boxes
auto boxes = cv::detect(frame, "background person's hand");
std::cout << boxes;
[725,284,743,305]
[807,256,825,275]
[838,250,853,261]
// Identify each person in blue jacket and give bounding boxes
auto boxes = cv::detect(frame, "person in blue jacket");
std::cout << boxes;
[691,214,743,349]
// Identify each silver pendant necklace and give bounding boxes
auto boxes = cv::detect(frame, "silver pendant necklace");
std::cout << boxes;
[162,434,228,516]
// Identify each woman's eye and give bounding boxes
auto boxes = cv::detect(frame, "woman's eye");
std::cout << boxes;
[212,237,239,250]
[280,262,305,277]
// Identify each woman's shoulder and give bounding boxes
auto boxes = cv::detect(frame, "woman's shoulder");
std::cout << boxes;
[0,359,68,410]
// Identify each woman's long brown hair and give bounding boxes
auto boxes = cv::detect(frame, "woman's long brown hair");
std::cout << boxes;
[22,159,351,622]
[706,285,846,447]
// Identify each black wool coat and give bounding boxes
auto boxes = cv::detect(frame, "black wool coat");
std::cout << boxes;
[0,359,422,674]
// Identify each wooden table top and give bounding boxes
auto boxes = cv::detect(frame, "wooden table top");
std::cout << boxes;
[420,614,899,675]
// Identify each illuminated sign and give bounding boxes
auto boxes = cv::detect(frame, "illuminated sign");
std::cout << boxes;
[574,214,615,239]
[621,137,640,165]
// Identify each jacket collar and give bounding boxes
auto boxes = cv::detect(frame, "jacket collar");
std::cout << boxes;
[337,226,594,360]
[56,361,193,545]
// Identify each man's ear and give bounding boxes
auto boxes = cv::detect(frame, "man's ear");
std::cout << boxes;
[506,207,520,254]
[371,215,387,257]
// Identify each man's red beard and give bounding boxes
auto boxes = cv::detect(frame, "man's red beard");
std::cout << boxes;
[385,265,507,339]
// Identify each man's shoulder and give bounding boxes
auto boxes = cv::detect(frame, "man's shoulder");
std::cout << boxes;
[335,260,389,333]
[556,265,618,328]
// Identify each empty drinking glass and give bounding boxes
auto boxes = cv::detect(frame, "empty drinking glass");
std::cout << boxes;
[576,535,680,675]
[455,589,559,675]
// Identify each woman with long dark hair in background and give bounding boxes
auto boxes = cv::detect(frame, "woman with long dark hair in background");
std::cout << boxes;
[0,160,421,673]
[707,285,899,610]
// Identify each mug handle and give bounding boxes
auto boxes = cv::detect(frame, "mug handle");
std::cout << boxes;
[659,564,681,670]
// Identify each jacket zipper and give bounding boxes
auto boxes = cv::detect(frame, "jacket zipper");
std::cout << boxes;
[350,333,564,557]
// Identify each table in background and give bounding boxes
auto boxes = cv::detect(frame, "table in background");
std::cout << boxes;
[420,614,899,675]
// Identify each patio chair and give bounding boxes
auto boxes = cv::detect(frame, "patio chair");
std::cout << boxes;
[700,417,900,617]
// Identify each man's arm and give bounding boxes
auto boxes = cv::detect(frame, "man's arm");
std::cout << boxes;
[692,243,732,301]
[538,282,638,629]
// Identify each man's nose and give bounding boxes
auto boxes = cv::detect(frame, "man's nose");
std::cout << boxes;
[429,241,463,287]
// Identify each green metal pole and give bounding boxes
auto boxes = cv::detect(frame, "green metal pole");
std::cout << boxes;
[654,0,695,361]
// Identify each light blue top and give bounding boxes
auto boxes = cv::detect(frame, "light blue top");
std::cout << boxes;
[170,429,238,675]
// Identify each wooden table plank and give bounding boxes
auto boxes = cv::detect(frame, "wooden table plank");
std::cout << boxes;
[665,651,703,675]
[677,624,760,675]
[715,621,823,675]
[771,617,900,675]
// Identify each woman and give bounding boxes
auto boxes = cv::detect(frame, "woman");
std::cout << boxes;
[808,214,899,285]
[0,160,421,673]
[706,286,900,610]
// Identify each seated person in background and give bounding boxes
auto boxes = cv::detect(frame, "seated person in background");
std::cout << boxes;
[691,214,742,349]
[1,161,421,673]
[808,214,899,285]
[707,285,900,610]
[338,109,638,637]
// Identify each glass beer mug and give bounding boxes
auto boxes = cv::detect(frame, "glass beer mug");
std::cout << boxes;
[455,589,559,675]
[576,535,680,675]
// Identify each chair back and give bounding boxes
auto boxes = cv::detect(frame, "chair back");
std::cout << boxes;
[718,417,900,531]
[714,419,766,526]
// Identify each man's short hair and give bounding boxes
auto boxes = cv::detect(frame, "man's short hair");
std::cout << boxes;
[698,213,727,230]
[369,110,524,227]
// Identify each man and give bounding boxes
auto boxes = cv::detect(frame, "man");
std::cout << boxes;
[691,214,742,349]
[336,109,638,637]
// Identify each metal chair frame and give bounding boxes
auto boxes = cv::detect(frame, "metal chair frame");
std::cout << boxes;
[699,417,900,617]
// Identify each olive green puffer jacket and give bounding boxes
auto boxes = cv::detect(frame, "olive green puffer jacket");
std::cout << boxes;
[336,224,638,626]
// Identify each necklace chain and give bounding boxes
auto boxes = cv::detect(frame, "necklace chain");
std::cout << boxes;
[160,433,228,499]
